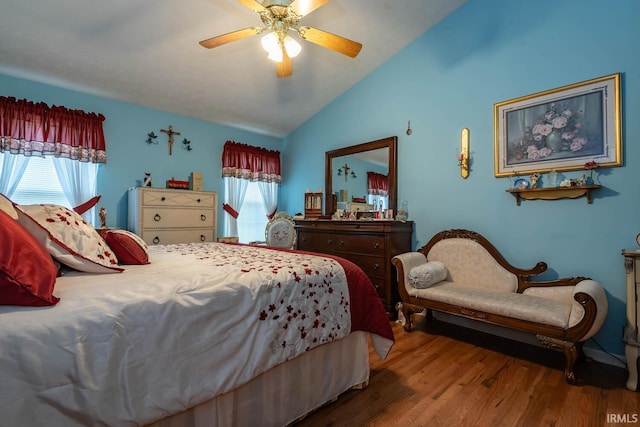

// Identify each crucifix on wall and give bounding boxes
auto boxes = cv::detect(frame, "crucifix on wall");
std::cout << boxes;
[337,163,357,181]
[160,125,181,155]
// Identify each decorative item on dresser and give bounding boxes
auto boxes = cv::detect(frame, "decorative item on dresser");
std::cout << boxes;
[295,219,413,316]
[304,191,323,219]
[622,248,640,391]
[128,187,217,245]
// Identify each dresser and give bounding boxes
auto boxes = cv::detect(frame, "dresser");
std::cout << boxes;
[622,249,640,391]
[295,219,413,316]
[128,187,217,245]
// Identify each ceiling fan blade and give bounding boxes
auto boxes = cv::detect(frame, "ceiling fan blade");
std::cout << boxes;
[276,47,292,78]
[298,26,362,58]
[199,27,262,49]
[236,0,266,13]
[289,0,329,17]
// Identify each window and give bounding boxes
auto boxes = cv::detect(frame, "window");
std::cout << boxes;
[10,156,70,207]
[237,182,268,244]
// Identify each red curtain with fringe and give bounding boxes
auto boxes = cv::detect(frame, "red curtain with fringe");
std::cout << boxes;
[367,171,388,196]
[221,140,281,183]
[0,96,107,163]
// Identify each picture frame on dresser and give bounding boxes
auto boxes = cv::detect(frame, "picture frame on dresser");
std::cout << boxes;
[494,73,622,177]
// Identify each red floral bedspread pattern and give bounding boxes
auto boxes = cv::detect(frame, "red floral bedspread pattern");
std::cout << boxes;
[162,242,351,360]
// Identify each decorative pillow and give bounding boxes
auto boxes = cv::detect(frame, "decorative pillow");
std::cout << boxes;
[14,204,123,274]
[97,228,150,265]
[73,195,101,215]
[0,193,18,220]
[409,261,448,289]
[0,209,60,306]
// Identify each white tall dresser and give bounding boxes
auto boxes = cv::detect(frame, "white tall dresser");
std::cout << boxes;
[128,187,217,245]
[622,249,640,391]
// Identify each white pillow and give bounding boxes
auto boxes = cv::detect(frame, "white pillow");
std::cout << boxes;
[15,204,123,274]
[409,261,448,289]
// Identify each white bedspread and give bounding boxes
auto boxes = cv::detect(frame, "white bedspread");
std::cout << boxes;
[0,243,352,426]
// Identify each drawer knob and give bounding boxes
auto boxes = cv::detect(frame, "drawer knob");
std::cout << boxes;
[373,263,380,270]
[200,214,207,222]
[153,236,160,244]
[197,198,201,203]
[327,239,333,245]
[338,240,344,246]
[154,213,161,221]
[161,197,166,201]
[200,234,206,241]
[373,242,380,249]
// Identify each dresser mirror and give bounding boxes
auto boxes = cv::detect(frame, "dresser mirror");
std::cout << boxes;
[325,136,398,216]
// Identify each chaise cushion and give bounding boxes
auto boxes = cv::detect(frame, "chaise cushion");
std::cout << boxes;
[410,282,572,328]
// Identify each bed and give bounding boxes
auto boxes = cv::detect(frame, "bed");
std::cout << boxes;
[0,201,394,427]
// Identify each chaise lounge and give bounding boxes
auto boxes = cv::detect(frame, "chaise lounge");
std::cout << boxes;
[391,229,608,384]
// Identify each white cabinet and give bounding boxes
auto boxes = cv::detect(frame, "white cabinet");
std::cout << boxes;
[128,187,217,245]
[622,249,640,391]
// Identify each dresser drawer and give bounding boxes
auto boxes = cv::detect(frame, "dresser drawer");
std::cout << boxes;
[140,207,214,229]
[141,229,215,245]
[341,254,387,279]
[369,276,387,299]
[141,189,215,208]
[298,232,385,256]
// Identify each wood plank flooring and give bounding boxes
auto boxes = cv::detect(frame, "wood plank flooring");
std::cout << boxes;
[296,315,638,427]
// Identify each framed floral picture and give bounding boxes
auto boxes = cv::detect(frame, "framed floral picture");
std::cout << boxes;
[494,73,622,177]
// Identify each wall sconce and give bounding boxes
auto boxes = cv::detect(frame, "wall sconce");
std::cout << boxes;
[458,128,470,179]
[337,163,357,181]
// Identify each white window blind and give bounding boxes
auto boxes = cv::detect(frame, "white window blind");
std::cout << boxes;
[237,182,268,243]
[11,156,70,207]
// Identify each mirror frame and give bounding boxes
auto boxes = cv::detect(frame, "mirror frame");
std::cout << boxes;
[325,135,398,217]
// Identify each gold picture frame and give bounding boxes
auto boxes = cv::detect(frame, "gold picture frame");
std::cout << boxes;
[494,73,622,177]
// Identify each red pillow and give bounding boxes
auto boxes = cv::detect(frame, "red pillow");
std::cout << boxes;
[97,229,150,265]
[0,209,60,306]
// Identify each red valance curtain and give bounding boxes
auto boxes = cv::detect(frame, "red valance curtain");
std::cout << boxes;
[0,96,107,163]
[222,140,281,183]
[367,171,388,196]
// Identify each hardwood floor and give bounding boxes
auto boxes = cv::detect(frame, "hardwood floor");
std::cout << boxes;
[296,316,638,427]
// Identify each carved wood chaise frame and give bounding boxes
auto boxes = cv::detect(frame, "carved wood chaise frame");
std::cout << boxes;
[392,229,602,385]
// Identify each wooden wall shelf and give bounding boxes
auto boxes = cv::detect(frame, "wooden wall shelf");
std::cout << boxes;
[506,185,600,206]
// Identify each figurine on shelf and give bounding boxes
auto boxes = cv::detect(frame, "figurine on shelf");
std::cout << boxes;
[530,173,541,189]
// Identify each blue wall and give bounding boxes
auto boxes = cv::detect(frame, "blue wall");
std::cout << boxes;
[282,0,640,356]
[0,74,282,233]
[2,0,637,357]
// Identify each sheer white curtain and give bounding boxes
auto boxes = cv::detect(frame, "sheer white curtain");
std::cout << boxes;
[52,157,100,223]
[0,152,30,196]
[223,176,249,237]
[257,181,278,219]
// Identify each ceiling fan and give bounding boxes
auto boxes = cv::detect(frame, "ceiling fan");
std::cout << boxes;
[199,0,362,78]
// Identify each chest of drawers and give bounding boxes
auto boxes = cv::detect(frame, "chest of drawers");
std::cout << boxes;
[128,187,217,245]
[295,219,413,316]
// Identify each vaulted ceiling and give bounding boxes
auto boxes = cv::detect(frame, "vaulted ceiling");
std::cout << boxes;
[0,0,465,137]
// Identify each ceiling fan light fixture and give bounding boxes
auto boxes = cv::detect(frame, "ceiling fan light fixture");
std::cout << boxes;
[267,47,283,62]
[261,31,279,53]
[283,35,301,58]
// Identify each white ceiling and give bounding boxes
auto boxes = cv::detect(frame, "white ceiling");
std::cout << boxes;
[0,0,465,138]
